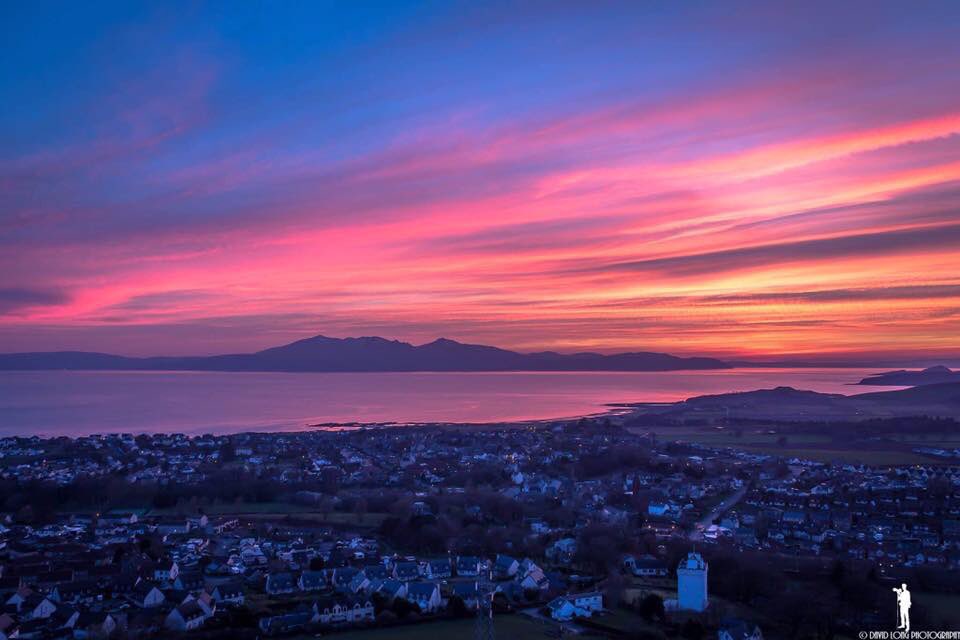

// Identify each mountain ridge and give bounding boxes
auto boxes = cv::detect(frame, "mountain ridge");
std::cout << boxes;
[0,334,731,373]
[647,382,960,421]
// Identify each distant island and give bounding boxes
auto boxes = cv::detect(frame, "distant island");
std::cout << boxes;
[857,365,960,386]
[0,334,731,373]
[629,382,960,422]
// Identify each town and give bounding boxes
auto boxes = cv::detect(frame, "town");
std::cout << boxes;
[1,420,959,639]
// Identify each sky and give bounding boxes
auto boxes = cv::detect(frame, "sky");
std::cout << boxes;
[2,1,960,362]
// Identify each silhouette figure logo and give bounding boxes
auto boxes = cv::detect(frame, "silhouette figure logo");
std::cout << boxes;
[892,583,911,632]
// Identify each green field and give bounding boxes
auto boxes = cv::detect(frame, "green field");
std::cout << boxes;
[735,447,935,465]
[146,502,389,527]
[917,592,960,626]
[147,501,313,516]
[631,425,951,465]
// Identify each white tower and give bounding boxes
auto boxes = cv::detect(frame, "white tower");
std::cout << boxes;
[677,551,708,612]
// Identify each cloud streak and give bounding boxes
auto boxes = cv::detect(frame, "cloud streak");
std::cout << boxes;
[1,3,959,359]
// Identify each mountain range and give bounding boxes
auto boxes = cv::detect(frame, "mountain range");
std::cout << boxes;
[0,334,731,373]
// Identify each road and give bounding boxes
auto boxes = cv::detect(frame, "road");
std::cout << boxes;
[688,484,748,541]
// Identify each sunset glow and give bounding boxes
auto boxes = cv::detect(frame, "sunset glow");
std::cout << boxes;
[3,2,960,360]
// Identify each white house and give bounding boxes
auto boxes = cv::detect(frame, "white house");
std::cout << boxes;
[313,597,375,625]
[406,582,442,613]
[570,591,603,613]
[131,583,166,608]
[165,601,207,631]
[677,552,709,612]
[424,558,452,579]
[546,592,601,621]
[210,581,245,605]
[517,560,550,592]
[624,554,669,577]
[153,560,180,582]
[547,597,580,621]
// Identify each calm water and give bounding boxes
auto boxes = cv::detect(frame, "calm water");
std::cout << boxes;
[0,368,888,436]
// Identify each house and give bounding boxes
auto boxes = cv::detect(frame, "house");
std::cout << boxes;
[493,554,519,579]
[569,591,603,613]
[451,582,481,610]
[546,596,586,621]
[527,518,551,534]
[424,558,452,579]
[392,561,420,582]
[372,579,407,602]
[518,561,551,593]
[210,581,244,605]
[546,538,577,563]
[406,582,442,613]
[6,587,33,610]
[266,572,296,596]
[165,600,207,632]
[648,502,676,517]
[156,521,191,537]
[333,567,362,591]
[50,580,100,605]
[71,611,116,639]
[49,604,80,630]
[363,564,390,581]
[455,556,480,577]
[259,608,314,635]
[348,571,370,594]
[126,609,165,636]
[173,571,204,592]
[783,510,807,526]
[152,560,179,583]
[735,528,759,547]
[298,571,326,592]
[719,618,764,640]
[625,554,669,577]
[313,596,375,626]
[130,582,165,608]
[21,594,57,620]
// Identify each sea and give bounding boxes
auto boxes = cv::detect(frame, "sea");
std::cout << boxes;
[0,368,898,437]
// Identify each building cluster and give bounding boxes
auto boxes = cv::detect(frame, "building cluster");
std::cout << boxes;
[0,425,957,638]
[702,459,960,570]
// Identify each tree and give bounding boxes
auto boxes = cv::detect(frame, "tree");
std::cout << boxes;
[375,609,397,625]
[448,595,469,618]
[219,442,236,463]
[638,593,665,622]
[681,619,706,640]
[830,560,846,587]
[391,598,420,618]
